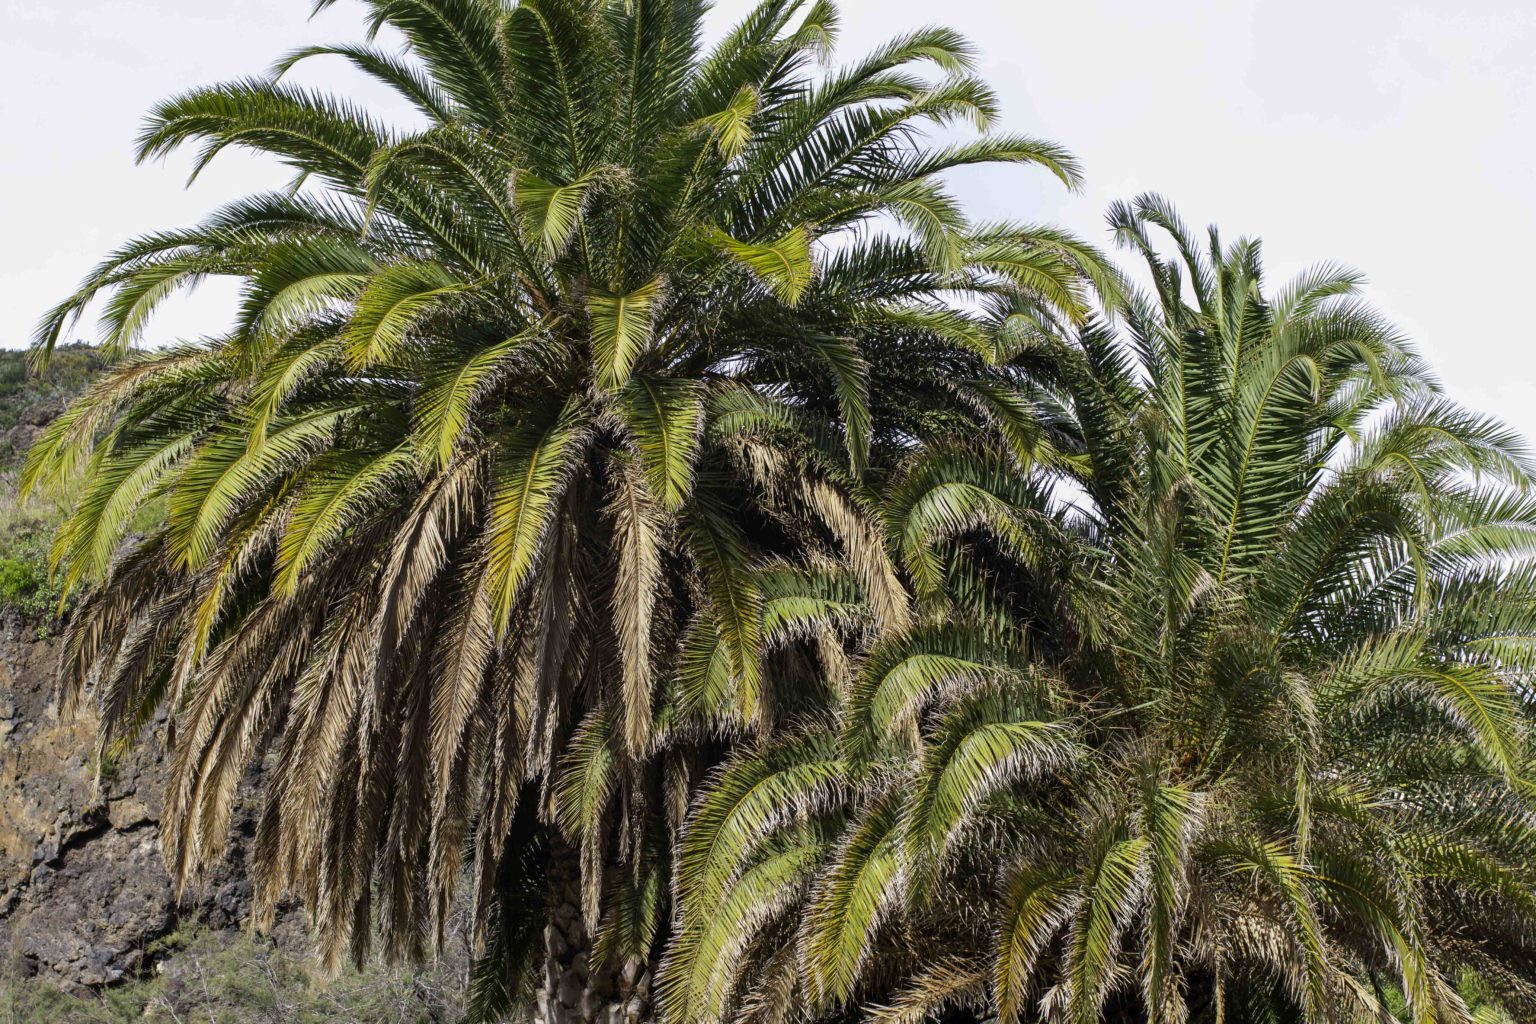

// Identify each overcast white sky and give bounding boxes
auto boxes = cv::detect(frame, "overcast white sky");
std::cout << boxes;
[3,1,1534,437]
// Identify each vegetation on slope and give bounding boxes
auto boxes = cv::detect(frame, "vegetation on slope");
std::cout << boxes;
[0,345,97,620]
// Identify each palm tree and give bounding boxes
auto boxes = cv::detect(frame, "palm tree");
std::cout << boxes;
[25,1,1111,1020]
[667,196,1536,1024]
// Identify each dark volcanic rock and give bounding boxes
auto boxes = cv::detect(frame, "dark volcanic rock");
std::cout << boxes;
[0,611,277,994]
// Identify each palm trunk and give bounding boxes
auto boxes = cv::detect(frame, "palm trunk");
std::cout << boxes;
[536,839,653,1024]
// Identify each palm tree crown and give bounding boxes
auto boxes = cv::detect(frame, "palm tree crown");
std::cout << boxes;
[668,196,1536,1024]
[25,0,1110,1017]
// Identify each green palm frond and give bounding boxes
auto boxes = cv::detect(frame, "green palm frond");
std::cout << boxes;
[801,791,904,1008]
[486,399,591,628]
[512,169,600,256]
[274,446,415,595]
[620,375,705,510]
[343,260,470,366]
[706,226,815,306]
[412,329,540,467]
[608,454,666,754]
[590,278,666,392]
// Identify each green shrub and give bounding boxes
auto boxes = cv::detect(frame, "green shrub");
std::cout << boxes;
[0,543,64,625]
[0,554,46,610]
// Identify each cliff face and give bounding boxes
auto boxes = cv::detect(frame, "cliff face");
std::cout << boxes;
[0,614,473,1022]
[0,612,265,993]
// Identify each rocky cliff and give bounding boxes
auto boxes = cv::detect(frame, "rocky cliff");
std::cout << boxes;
[0,615,271,993]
